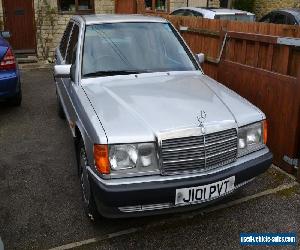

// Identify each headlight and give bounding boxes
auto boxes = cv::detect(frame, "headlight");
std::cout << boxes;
[108,143,159,174]
[238,121,267,157]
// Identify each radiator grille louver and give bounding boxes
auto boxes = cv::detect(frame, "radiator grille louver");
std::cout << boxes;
[161,129,237,175]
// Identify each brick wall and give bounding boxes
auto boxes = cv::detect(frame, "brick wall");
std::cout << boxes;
[254,0,300,19]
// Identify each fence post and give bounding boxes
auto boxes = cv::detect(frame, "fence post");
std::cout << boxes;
[297,73,300,182]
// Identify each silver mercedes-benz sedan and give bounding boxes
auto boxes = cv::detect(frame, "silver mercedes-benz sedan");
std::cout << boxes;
[54,15,272,220]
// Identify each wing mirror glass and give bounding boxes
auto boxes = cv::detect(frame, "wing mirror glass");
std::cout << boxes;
[0,31,11,39]
[54,65,71,78]
[195,53,205,64]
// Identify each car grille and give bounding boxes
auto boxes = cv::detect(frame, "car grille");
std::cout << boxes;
[161,129,238,175]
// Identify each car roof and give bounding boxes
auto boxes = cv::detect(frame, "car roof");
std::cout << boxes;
[172,7,254,16]
[266,8,300,23]
[277,8,300,21]
[277,8,300,15]
[73,14,168,25]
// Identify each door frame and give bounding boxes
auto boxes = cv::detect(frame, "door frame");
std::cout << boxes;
[2,0,37,54]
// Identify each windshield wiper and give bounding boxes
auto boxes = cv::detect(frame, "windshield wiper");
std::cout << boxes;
[83,70,151,77]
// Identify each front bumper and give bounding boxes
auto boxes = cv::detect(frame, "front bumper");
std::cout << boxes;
[88,149,273,218]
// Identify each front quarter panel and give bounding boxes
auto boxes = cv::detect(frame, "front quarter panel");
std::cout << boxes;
[74,84,108,164]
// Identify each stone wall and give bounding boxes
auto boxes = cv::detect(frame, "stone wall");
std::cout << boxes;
[0,1,3,30]
[34,0,114,60]
[253,0,300,19]
[95,0,114,13]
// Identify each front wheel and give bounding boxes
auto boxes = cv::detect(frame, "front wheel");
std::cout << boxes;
[78,139,101,222]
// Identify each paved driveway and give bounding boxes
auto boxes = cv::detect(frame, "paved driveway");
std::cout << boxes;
[0,68,299,250]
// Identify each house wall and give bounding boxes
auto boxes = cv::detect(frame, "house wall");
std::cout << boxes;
[253,0,300,19]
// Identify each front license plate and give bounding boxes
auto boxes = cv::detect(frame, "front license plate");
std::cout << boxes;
[175,176,235,205]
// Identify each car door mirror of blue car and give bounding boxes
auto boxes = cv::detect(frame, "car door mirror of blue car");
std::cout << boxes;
[1,31,11,39]
[195,53,205,64]
[54,65,71,78]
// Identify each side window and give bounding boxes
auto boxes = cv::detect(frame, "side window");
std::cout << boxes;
[172,10,186,16]
[183,10,194,17]
[260,13,272,23]
[273,13,287,24]
[60,22,74,59]
[287,15,297,25]
[192,11,203,17]
[66,24,80,65]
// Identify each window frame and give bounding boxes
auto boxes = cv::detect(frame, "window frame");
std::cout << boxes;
[60,21,74,60]
[65,23,80,65]
[57,0,95,15]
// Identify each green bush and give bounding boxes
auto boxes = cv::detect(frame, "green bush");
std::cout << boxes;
[233,0,255,12]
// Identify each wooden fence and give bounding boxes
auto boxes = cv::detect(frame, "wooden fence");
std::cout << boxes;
[157,15,300,173]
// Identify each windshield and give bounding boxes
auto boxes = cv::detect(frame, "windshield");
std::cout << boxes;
[215,14,255,22]
[82,22,198,77]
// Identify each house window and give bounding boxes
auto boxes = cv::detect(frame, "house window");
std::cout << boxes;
[144,0,168,12]
[156,0,166,11]
[145,0,153,10]
[58,0,94,14]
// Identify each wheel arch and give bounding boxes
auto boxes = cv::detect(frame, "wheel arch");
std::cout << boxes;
[74,122,94,169]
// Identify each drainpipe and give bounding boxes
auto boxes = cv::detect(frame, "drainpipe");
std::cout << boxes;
[206,0,209,8]
[187,0,189,7]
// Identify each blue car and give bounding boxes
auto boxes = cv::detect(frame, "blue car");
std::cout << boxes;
[0,31,21,106]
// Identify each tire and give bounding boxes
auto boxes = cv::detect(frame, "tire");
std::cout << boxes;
[8,90,22,107]
[56,90,65,119]
[77,139,101,222]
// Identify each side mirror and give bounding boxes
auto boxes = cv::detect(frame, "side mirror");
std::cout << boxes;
[195,53,205,64]
[54,64,71,78]
[0,31,11,39]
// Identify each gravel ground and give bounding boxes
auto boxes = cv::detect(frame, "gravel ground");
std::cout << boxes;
[0,69,298,250]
